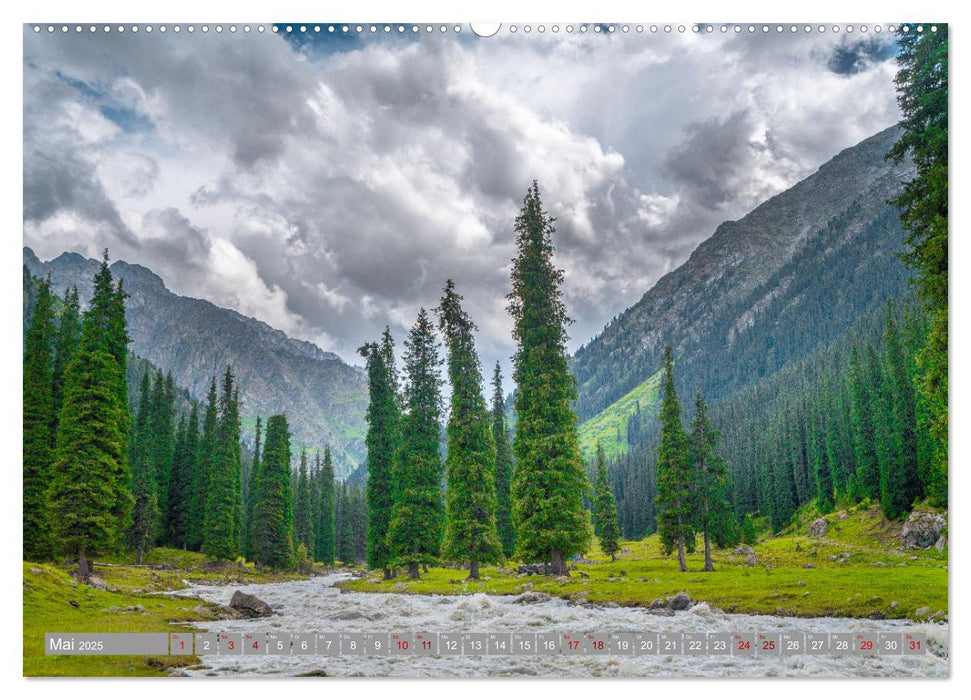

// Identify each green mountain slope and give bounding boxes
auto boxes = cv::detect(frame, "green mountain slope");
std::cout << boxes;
[578,369,661,461]
[570,126,914,422]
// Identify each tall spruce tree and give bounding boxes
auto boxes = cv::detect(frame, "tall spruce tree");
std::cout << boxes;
[188,379,218,551]
[244,416,262,559]
[688,394,730,572]
[848,347,880,501]
[654,346,695,572]
[166,410,194,549]
[49,254,132,578]
[315,446,336,565]
[358,332,400,578]
[889,26,948,506]
[51,286,81,430]
[437,281,501,580]
[877,304,920,519]
[250,414,294,569]
[507,182,591,576]
[128,372,159,563]
[387,308,444,579]
[203,368,241,560]
[336,481,355,565]
[592,442,621,561]
[294,448,313,549]
[23,276,56,560]
[490,362,516,559]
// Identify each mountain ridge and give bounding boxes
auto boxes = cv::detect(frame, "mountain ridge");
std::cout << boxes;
[570,125,914,421]
[23,247,367,476]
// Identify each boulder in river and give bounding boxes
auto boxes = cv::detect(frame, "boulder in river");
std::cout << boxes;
[229,590,273,618]
[667,591,692,611]
[513,592,551,605]
[809,517,829,537]
[901,511,946,550]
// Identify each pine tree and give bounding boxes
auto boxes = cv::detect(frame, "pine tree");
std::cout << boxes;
[654,346,694,572]
[490,362,516,559]
[188,379,218,551]
[23,276,56,560]
[51,286,81,429]
[877,304,920,519]
[166,410,194,549]
[889,27,948,506]
[315,446,336,565]
[203,367,241,560]
[336,481,355,565]
[149,372,176,534]
[592,442,621,561]
[359,328,401,578]
[294,448,313,549]
[437,280,501,580]
[507,182,591,576]
[688,394,730,572]
[848,347,880,500]
[244,416,262,559]
[387,308,444,579]
[250,414,294,569]
[49,254,132,578]
[128,372,159,563]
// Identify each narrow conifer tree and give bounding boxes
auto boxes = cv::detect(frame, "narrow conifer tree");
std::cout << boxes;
[387,308,444,579]
[49,254,132,578]
[23,276,56,560]
[315,446,336,565]
[128,372,159,563]
[507,182,591,576]
[294,448,312,549]
[250,414,294,569]
[336,481,355,565]
[359,329,400,578]
[244,416,262,559]
[592,442,621,561]
[437,281,501,579]
[203,367,241,560]
[490,363,516,559]
[877,304,920,519]
[51,285,81,431]
[688,394,729,572]
[654,346,695,572]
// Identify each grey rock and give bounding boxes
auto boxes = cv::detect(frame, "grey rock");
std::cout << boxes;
[803,564,815,569]
[667,592,692,611]
[901,511,947,550]
[935,535,947,551]
[329,609,368,620]
[649,598,667,610]
[513,592,551,605]
[87,575,107,590]
[809,517,829,537]
[744,554,757,566]
[915,606,931,617]
[365,578,381,584]
[734,545,755,555]
[229,591,273,618]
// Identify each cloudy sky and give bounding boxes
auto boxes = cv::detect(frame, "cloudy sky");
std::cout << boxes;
[23,24,902,371]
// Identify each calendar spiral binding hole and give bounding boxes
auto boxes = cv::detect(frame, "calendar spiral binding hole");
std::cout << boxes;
[31,23,938,35]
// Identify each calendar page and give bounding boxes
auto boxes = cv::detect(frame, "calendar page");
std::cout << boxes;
[20,11,949,684]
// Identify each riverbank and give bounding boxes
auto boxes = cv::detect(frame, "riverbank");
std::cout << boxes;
[338,507,948,621]
[23,549,317,676]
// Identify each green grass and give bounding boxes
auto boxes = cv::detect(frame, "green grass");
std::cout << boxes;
[578,369,662,460]
[23,549,315,676]
[23,562,214,676]
[339,504,947,620]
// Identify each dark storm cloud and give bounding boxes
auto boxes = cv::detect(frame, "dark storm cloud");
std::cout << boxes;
[23,27,903,370]
[828,38,898,75]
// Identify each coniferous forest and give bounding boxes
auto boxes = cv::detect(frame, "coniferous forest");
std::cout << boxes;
[23,28,946,584]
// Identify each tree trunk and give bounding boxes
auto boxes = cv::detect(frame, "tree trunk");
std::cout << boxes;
[549,550,568,576]
[422,564,429,574]
[78,547,89,581]
[676,538,687,573]
[610,553,616,562]
[408,562,420,579]
[703,529,714,572]
[136,548,143,566]
[467,560,480,580]
[383,567,393,581]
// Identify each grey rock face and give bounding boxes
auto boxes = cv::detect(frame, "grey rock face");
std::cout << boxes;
[901,512,947,550]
